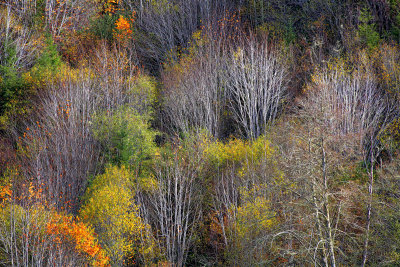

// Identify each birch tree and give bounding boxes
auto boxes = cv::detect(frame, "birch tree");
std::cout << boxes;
[224,36,289,138]
[139,137,204,266]
[17,69,101,213]
[276,54,395,265]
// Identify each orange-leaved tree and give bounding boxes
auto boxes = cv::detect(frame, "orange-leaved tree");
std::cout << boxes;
[0,181,110,266]
[114,13,135,47]
[46,214,110,266]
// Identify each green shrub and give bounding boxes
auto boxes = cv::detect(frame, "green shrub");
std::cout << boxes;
[358,8,380,49]
[0,44,31,128]
[90,14,118,42]
[92,107,158,175]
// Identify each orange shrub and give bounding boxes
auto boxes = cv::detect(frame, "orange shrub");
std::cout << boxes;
[114,13,135,46]
[46,214,110,266]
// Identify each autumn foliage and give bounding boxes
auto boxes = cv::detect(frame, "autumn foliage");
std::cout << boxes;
[114,14,135,45]
[0,184,109,266]
[46,215,110,266]
[2,0,400,266]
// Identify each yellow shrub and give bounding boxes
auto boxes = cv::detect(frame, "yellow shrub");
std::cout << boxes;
[80,165,157,265]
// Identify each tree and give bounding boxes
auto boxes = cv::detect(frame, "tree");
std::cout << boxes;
[92,106,157,173]
[0,5,41,128]
[224,35,289,138]
[305,54,393,149]
[80,165,157,265]
[138,136,204,266]
[0,5,39,71]
[0,182,109,267]
[17,67,102,213]
[162,27,229,137]
[125,0,237,73]
[162,18,289,139]
[358,7,381,49]
[204,135,285,265]
[269,53,395,265]
[366,157,400,265]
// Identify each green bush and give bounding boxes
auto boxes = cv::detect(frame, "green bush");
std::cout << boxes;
[0,44,31,128]
[358,8,380,49]
[0,36,63,128]
[92,107,158,175]
[389,0,400,42]
[90,14,118,42]
[35,37,62,74]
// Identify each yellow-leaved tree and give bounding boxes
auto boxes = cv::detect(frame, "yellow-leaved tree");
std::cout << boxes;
[80,165,157,266]
[203,135,284,265]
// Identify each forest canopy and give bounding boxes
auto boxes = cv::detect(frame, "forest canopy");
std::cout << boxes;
[1,0,400,266]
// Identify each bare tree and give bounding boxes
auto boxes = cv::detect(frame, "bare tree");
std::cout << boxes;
[0,4,39,71]
[4,0,98,39]
[304,57,395,265]
[273,113,364,266]
[273,54,396,266]
[123,0,237,72]
[162,25,289,139]
[92,43,138,112]
[17,70,102,213]
[43,0,97,38]
[161,17,258,138]
[304,55,390,141]
[359,44,400,265]
[138,138,204,266]
[224,35,289,138]
[2,0,38,25]
[162,33,227,137]
[13,43,150,213]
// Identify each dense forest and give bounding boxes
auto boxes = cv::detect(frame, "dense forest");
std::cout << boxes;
[1,0,400,266]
